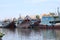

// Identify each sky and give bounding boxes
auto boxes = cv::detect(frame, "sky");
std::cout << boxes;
[0,0,60,20]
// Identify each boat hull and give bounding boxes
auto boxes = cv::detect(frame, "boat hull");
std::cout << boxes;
[29,24,60,29]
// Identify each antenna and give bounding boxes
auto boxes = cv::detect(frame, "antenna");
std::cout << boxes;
[18,13,21,20]
[19,13,21,18]
[57,7,59,15]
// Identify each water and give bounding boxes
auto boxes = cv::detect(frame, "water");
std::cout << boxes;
[0,28,60,40]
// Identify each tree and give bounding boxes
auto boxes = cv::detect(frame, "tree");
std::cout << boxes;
[36,15,40,19]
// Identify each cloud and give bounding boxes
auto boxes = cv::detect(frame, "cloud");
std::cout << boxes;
[24,0,60,4]
[23,0,47,4]
[0,4,17,8]
[32,0,47,3]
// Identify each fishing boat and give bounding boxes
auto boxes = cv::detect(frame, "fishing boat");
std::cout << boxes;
[28,19,41,29]
[0,19,16,28]
[17,15,31,28]
[0,21,11,28]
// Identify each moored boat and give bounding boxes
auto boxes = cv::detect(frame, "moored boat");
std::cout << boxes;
[0,21,11,28]
[16,15,31,28]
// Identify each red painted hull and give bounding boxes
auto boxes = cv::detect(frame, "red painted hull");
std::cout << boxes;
[38,25,60,29]
[29,24,60,29]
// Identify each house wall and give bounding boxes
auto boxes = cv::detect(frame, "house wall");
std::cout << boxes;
[41,16,54,25]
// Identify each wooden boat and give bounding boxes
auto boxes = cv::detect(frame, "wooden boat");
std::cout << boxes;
[28,20,60,29]
[6,21,16,28]
[0,21,11,28]
[29,24,60,29]
[16,15,32,28]
[17,19,31,28]
[0,20,16,29]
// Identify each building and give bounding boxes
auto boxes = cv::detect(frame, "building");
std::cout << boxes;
[41,16,55,25]
[41,7,60,25]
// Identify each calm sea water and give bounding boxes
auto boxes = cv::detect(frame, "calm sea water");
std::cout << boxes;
[0,28,60,40]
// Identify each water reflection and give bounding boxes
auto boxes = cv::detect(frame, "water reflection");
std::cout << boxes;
[0,38,2,40]
[17,29,31,36]
[17,29,31,40]
[0,28,60,40]
[1,28,17,40]
[42,29,56,40]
